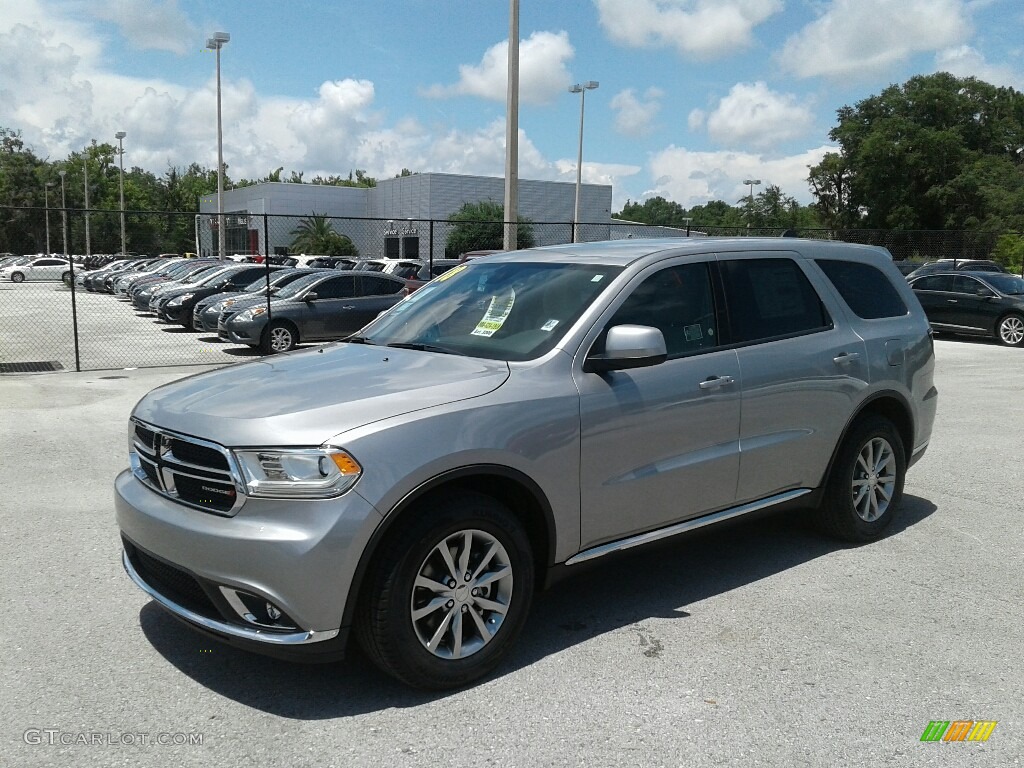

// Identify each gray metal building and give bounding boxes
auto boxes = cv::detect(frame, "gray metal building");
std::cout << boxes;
[197,172,612,260]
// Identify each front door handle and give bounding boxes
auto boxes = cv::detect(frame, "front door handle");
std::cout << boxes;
[946,299,958,303]
[833,352,861,365]
[699,375,735,391]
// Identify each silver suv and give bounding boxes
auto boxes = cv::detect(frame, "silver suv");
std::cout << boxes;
[115,238,937,689]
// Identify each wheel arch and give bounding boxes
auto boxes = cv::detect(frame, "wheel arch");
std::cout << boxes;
[341,465,556,632]
[823,392,914,485]
[265,317,301,344]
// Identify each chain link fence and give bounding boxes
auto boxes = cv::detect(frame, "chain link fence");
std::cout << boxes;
[0,204,1018,372]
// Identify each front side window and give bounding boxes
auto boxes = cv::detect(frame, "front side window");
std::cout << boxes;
[359,261,623,361]
[952,275,992,296]
[311,276,355,299]
[606,263,717,358]
[815,259,908,319]
[719,258,831,343]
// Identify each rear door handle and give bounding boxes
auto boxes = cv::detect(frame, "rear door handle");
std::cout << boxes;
[699,375,735,391]
[833,352,861,365]
[946,299,958,303]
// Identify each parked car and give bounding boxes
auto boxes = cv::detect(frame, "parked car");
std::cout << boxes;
[0,256,71,282]
[404,259,462,291]
[905,259,1006,280]
[909,270,1024,346]
[155,265,278,329]
[116,238,936,689]
[219,271,407,352]
[135,263,226,310]
[192,268,327,333]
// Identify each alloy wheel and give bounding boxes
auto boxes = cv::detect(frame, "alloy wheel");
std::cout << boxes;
[851,437,896,523]
[998,315,1024,346]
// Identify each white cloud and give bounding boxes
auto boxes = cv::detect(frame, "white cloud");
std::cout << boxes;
[646,144,834,208]
[422,31,574,105]
[695,82,815,149]
[935,45,1023,89]
[610,87,663,136]
[778,0,971,80]
[594,0,782,58]
[88,0,198,54]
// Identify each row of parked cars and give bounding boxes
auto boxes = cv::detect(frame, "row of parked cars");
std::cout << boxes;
[76,255,463,354]
[905,260,1024,346]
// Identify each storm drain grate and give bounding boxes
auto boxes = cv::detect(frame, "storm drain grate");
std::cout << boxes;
[0,361,65,374]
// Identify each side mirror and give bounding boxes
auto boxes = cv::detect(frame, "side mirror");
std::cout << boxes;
[584,325,668,373]
[303,292,319,302]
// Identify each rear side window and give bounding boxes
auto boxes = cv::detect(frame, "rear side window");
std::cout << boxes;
[912,275,954,292]
[719,258,831,343]
[815,260,908,319]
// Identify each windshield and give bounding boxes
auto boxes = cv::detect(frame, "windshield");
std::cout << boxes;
[983,273,1024,295]
[357,261,622,361]
[273,273,323,298]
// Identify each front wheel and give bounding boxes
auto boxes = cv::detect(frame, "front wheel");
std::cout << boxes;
[997,314,1024,347]
[819,415,906,542]
[356,491,535,689]
[260,321,296,354]
[62,271,72,286]
[11,272,24,283]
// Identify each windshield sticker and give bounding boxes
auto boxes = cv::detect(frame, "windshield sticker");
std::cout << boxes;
[541,319,559,332]
[683,324,703,342]
[435,264,468,282]
[591,274,605,282]
[471,290,516,337]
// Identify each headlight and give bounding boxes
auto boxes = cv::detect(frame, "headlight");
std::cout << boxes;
[167,292,194,306]
[233,448,361,498]
[236,306,268,321]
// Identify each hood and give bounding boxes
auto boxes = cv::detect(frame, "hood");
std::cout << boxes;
[132,343,510,446]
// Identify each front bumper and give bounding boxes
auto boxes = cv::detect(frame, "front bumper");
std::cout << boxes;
[219,315,266,344]
[115,468,382,656]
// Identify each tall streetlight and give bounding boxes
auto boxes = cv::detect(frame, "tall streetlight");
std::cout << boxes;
[115,131,127,256]
[502,6,518,252]
[44,182,55,254]
[570,80,599,243]
[743,178,761,229]
[83,153,92,259]
[207,31,230,259]
[58,169,68,256]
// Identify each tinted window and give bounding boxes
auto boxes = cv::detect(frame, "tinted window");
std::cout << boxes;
[608,263,717,357]
[815,259,908,319]
[953,275,992,296]
[912,275,954,292]
[979,273,1024,295]
[358,275,405,296]
[720,258,830,343]
[311,276,355,299]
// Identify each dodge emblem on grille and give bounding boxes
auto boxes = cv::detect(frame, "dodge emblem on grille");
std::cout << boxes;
[158,433,172,457]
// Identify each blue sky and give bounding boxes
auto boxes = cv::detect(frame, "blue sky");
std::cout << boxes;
[2,0,1022,212]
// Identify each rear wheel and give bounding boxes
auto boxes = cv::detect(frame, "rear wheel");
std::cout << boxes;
[997,314,1024,347]
[260,321,296,354]
[356,491,535,689]
[11,272,24,283]
[819,415,906,542]
[62,271,72,286]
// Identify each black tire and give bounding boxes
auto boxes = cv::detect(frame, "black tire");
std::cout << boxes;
[996,313,1024,347]
[819,415,906,542]
[356,491,535,689]
[11,272,24,283]
[62,271,72,286]
[260,321,297,354]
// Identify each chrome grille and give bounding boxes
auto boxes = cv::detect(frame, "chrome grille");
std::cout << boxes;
[131,419,243,515]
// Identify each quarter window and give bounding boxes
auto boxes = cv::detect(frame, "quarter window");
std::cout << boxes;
[607,263,717,357]
[719,258,831,343]
[815,259,908,319]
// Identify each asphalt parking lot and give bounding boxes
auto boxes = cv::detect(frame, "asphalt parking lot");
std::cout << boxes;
[1,338,1021,767]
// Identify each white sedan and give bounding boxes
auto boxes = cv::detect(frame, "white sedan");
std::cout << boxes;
[0,257,72,283]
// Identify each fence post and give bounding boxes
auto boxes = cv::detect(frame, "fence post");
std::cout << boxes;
[263,213,272,324]
[429,219,434,273]
[67,210,82,372]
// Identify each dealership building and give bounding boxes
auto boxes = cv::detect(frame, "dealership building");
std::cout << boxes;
[197,172,616,260]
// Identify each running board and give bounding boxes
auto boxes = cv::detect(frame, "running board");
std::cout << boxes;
[565,489,812,566]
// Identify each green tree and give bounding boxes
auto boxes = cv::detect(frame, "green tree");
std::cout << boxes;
[811,72,1024,230]
[0,128,47,253]
[616,196,689,226]
[444,200,535,257]
[289,213,359,256]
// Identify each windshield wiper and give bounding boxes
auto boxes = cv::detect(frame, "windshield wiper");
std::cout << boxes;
[344,335,377,345]
[385,341,458,355]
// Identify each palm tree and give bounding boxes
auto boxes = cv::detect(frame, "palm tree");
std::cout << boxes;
[288,213,358,256]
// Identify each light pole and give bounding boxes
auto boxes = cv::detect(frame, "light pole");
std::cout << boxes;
[570,80,599,243]
[743,178,761,229]
[502,6,518,252]
[58,169,68,256]
[207,31,230,259]
[44,182,55,254]
[115,131,127,256]
[83,154,92,259]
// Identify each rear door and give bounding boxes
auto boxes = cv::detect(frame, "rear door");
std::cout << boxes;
[909,274,956,327]
[718,254,869,503]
